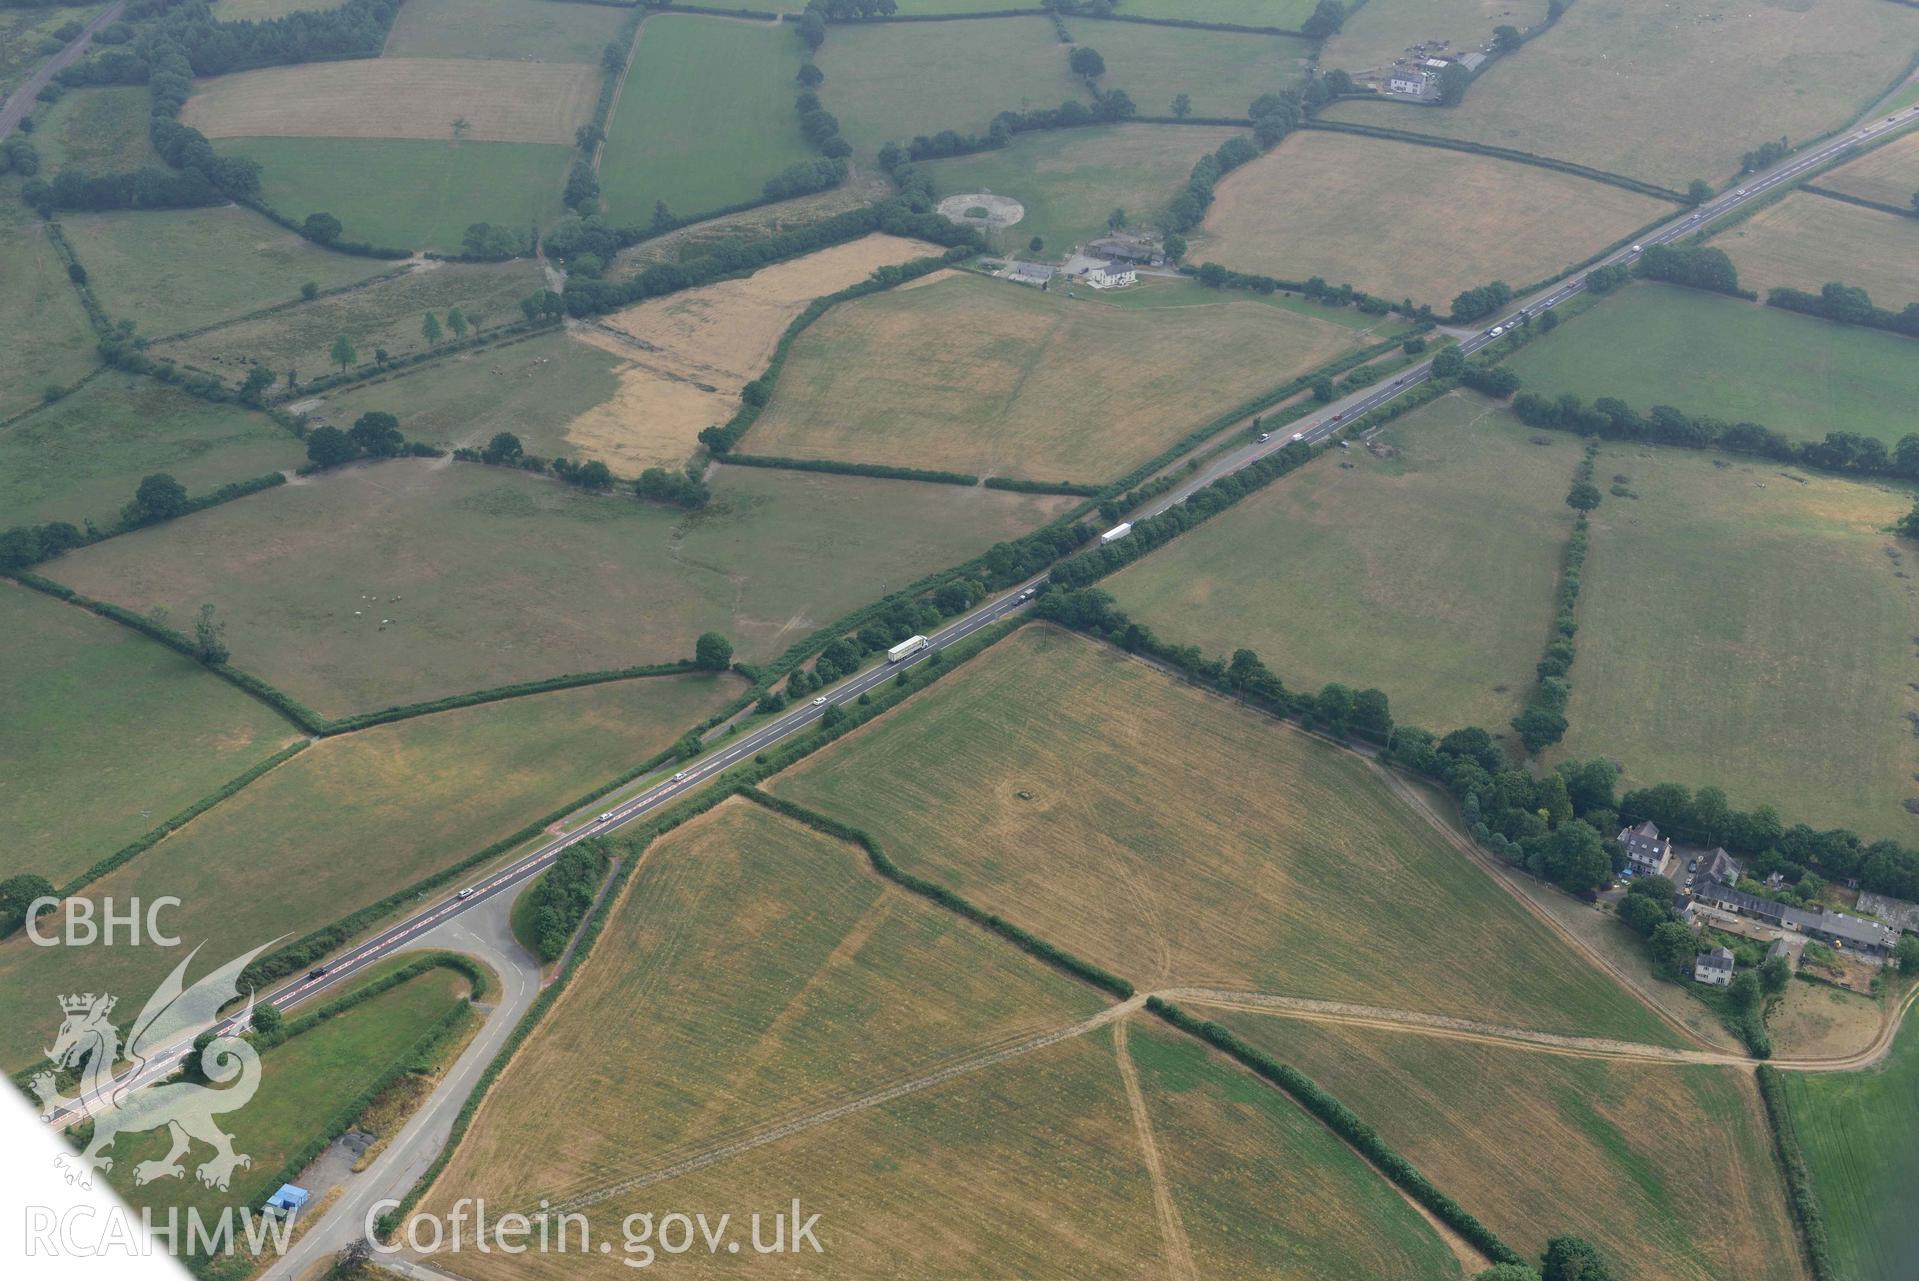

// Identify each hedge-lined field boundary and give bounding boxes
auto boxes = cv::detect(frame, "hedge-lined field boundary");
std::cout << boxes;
[55,742,311,898]
[1756,1065,1838,1281]
[740,787,1135,998]
[1144,996,1523,1264]
[720,452,1098,496]
[1800,183,1917,220]
[1302,120,1688,203]
[145,264,417,349]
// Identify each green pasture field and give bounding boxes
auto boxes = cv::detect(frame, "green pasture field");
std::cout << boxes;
[0,4,107,100]
[1216,1013,1801,1281]
[1713,192,1919,310]
[0,373,305,530]
[211,0,347,18]
[0,196,99,420]
[1074,21,1312,120]
[1,581,300,888]
[42,459,1074,714]
[1557,441,1919,840]
[215,136,572,254]
[319,329,625,455]
[60,204,390,339]
[0,670,737,1073]
[430,797,1106,1213]
[773,625,1679,1043]
[1106,390,1572,737]
[1506,282,1919,448]
[817,18,1089,157]
[1821,130,1919,208]
[1782,1010,1919,1281]
[1116,0,1320,25]
[106,960,470,1245]
[1198,128,1672,308]
[382,0,627,61]
[598,14,815,224]
[924,122,1243,255]
[1323,0,1550,73]
[1321,0,1919,188]
[746,269,1369,483]
[31,86,156,172]
[154,256,544,390]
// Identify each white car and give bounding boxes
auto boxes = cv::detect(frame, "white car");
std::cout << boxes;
[1290,432,1305,442]
[1490,326,1505,336]
[1629,244,1641,253]
[598,811,615,821]
[813,696,827,707]
[1735,188,1747,196]
[457,888,473,900]
[671,771,687,782]
[1256,431,1271,442]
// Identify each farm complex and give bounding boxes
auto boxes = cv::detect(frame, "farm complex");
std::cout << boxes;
[3,0,1918,1278]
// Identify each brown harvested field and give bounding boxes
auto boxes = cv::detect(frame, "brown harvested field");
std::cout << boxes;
[1211,1013,1803,1281]
[1321,0,1919,188]
[42,460,1071,715]
[180,58,598,144]
[1199,130,1671,306]
[584,234,945,466]
[1713,192,1919,309]
[773,626,1681,1044]
[1822,131,1919,208]
[427,797,1108,1214]
[1325,0,1549,74]
[745,271,1367,483]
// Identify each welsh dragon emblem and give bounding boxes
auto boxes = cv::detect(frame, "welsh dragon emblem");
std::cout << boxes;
[31,943,273,1191]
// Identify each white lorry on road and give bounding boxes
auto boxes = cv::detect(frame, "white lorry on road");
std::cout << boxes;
[887,635,929,663]
[1100,523,1133,544]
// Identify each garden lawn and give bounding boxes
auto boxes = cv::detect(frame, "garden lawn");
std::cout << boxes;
[0,197,98,418]
[1558,441,1919,840]
[1075,21,1312,120]
[215,136,572,254]
[1713,192,1919,311]
[817,17,1089,157]
[0,581,300,888]
[923,122,1243,255]
[0,373,305,530]
[1106,390,1573,737]
[1781,1010,1919,1281]
[1198,129,1672,306]
[0,670,738,1073]
[59,204,392,339]
[1213,1013,1801,1281]
[41,459,1073,715]
[746,269,1368,483]
[1321,0,1919,189]
[598,13,815,223]
[1506,282,1919,449]
[773,625,1679,1043]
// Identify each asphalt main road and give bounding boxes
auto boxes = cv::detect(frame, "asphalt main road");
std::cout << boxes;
[0,1,126,142]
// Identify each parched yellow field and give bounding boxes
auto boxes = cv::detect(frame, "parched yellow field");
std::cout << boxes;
[774,626,1680,1044]
[1199,130,1670,305]
[582,234,945,468]
[1324,0,1549,74]
[429,797,1107,1215]
[181,58,598,144]
[1322,0,1919,188]
[1215,1013,1803,1281]
[746,271,1365,483]
[1713,192,1919,308]
[1822,131,1919,208]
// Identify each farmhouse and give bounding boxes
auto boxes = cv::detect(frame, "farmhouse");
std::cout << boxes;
[1008,261,1056,287]
[1088,234,1163,266]
[1387,67,1429,95]
[1693,946,1735,987]
[1697,847,1741,884]
[1694,880,1900,959]
[1616,820,1671,876]
[1086,268,1137,290]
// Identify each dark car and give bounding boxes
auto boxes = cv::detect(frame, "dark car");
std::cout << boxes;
[307,966,328,980]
